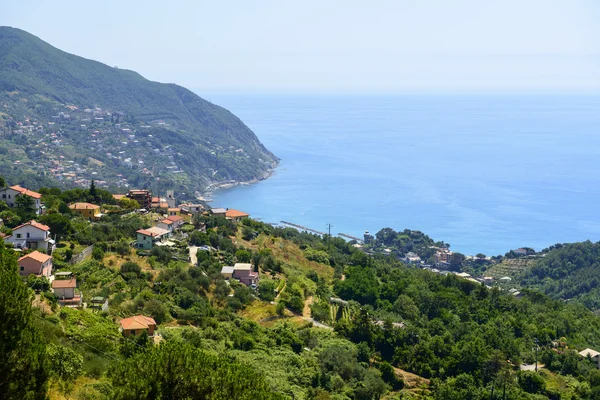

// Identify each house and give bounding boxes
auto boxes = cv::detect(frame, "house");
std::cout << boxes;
[0,185,44,214]
[52,277,82,307]
[5,220,55,254]
[220,265,235,279]
[120,315,156,337]
[136,227,171,249]
[232,263,259,286]
[18,251,52,277]
[167,207,180,216]
[89,296,109,312]
[225,209,250,221]
[579,348,600,368]
[157,219,174,232]
[180,203,204,215]
[69,202,101,220]
[164,215,184,230]
[127,189,152,209]
[403,252,422,265]
[512,248,529,256]
[210,208,227,217]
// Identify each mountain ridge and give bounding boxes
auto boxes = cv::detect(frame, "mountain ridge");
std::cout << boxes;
[0,26,277,197]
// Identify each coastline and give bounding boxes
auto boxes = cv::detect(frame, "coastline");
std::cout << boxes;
[197,162,278,202]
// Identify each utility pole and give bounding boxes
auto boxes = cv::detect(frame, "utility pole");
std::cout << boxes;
[326,223,333,248]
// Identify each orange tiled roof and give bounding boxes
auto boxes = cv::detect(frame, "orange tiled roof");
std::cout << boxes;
[160,219,174,225]
[19,250,51,264]
[10,185,42,199]
[120,315,156,330]
[52,278,76,288]
[13,220,50,232]
[226,209,250,218]
[136,229,159,237]
[167,208,180,212]
[112,194,126,200]
[69,202,100,210]
[165,215,184,222]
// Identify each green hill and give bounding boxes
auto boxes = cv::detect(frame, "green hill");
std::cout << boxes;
[0,26,277,196]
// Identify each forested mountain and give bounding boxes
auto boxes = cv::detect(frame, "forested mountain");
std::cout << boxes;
[522,241,600,310]
[0,27,277,196]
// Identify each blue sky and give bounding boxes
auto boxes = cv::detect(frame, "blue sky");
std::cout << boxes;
[1,0,599,93]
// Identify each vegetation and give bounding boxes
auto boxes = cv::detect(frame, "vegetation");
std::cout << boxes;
[0,26,277,194]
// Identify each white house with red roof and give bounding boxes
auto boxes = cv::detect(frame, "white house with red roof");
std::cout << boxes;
[0,185,44,214]
[135,226,170,249]
[157,215,185,232]
[5,220,55,254]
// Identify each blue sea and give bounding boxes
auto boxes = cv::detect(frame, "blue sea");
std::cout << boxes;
[203,93,600,256]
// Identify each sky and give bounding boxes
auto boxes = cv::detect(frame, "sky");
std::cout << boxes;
[1,0,599,93]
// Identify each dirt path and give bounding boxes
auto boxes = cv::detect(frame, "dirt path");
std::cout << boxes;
[302,296,314,318]
[392,366,430,389]
[188,246,198,265]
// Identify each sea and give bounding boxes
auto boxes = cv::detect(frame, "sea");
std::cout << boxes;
[202,93,600,256]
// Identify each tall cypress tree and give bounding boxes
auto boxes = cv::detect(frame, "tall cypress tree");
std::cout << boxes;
[0,241,49,399]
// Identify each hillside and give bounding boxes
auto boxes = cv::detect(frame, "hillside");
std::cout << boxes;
[521,241,600,310]
[0,26,277,197]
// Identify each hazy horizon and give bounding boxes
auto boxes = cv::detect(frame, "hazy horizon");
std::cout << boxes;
[2,0,599,94]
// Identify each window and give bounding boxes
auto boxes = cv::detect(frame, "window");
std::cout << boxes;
[26,233,30,238]
[16,234,21,239]
[20,266,24,271]
[1,194,5,199]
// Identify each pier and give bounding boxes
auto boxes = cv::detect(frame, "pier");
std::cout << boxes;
[280,221,327,236]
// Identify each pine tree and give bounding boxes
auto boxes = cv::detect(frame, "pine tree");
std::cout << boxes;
[0,241,49,399]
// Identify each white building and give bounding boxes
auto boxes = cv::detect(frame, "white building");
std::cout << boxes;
[5,220,55,254]
[0,185,44,214]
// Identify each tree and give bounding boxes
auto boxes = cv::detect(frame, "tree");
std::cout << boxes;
[15,194,36,221]
[109,341,283,400]
[0,241,49,399]
[39,213,72,241]
[0,175,5,188]
[257,279,276,301]
[46,344,83,391]
[89,180,97,203]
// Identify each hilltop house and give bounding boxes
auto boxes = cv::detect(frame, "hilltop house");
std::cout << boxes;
[232,263,259,286]
[5,220,55,254]
[0,185,44,214]
[18,251,52,277]
[52,277,82,307]
[136,227,170,249]
[69,202,101,220]
[225,209,250,222]
[120,315,156,337]
[167,207,180,216]
[180,203,204,215]
[210,208,227,217]
[157,215,184,232]
[220,265,235,279]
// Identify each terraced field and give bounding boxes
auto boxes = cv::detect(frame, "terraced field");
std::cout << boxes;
[485,257,538,279]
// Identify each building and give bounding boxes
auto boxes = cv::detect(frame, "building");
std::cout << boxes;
[5,220,55,254]
[164,215,184,230]
[232,263,259,286]
[180,203,204,215]
[225,209,250,222]
[52,277,82,307]
[18,251,52,277]
[579,348,600,369]
[0,185,44,214]
[167,207,180,216]
[220,265,235,279]
[403,252,422,265]
[512,248,529,256]
[166,190,176,208]
[210,208,227,217]
[127,189,152,209]
[69,202,101,220]
[120,315,156,337]
[89,296,109,312]
[157,219,174,232]
[363,231,374,244]
[136,227,171,249]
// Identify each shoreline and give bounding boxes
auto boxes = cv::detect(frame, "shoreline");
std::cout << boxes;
[197,163,278,202]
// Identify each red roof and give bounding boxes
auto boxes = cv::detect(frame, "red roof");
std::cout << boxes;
[136,229,159,237]
[159,219,174,225]
[19,250,51,264]
[120,315,156,330]
[52,278,76,289]
[10,185,42,199]
[13,220,50,232]
[226,209,250,219]
[165,215,184,222]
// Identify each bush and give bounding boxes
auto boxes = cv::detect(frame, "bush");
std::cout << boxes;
[92,247,104,261]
